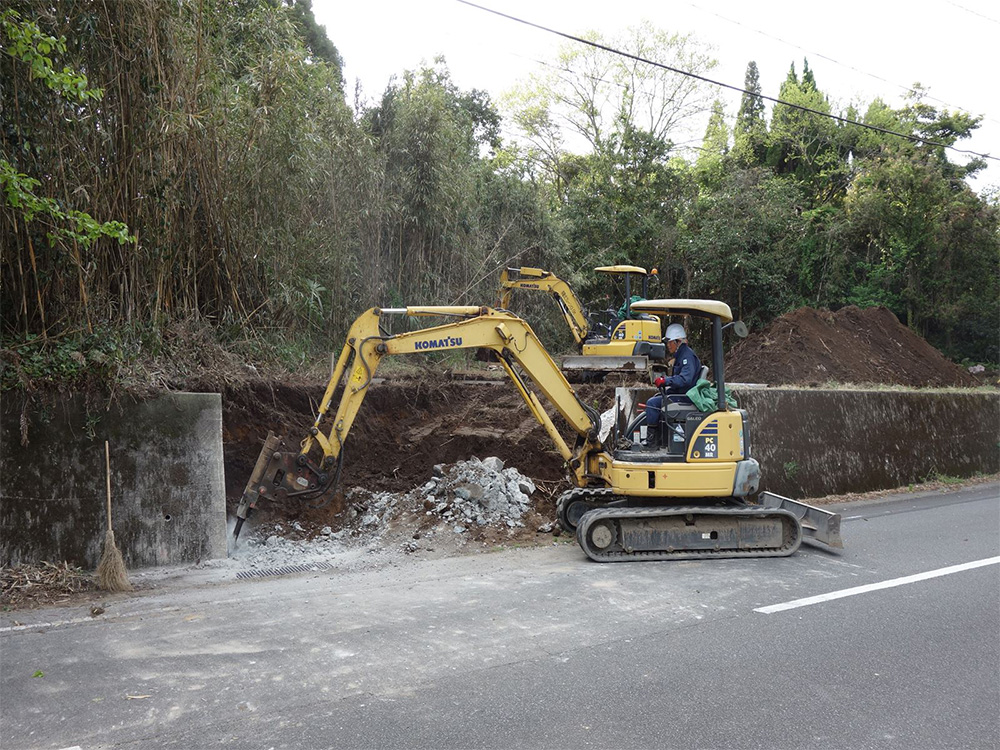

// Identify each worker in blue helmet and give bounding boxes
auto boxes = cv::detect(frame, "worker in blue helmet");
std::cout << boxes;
[644,323,701,442]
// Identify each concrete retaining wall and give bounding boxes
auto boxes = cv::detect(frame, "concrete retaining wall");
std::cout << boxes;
[2,386,996,569]
[1,392,227,569]
[735,388,1000,498]
[616,387,999,499]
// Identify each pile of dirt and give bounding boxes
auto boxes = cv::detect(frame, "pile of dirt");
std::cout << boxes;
[725,306,979,388]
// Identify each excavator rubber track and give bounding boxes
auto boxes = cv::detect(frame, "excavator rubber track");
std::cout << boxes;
[556,486,617,531]
[575,505,803,562]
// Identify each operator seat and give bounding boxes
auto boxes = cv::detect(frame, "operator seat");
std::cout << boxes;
[664,365,709,416]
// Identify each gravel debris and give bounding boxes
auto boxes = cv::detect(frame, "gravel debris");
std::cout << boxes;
[220,456,539,574]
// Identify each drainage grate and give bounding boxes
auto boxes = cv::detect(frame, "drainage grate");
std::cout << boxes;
[236,561,333,580]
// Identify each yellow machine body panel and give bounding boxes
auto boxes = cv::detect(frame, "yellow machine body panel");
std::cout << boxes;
[607,461,739,497]
[686,411,746,462]
[605,411,747,496]
[581,319,662,356]
[630,298,733,322]
[594,265,647,276]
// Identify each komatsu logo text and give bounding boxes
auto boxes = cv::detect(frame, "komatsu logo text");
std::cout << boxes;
[414,336,463,350]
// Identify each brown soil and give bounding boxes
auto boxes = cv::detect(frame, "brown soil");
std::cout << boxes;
[725,306,979,387]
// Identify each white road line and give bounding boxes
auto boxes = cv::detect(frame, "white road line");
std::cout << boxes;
[0,605,182,633]
[0,594,280,634]
[755,556,1000,614]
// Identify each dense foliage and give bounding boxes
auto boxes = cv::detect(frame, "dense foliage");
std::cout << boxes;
[2,3,996,389]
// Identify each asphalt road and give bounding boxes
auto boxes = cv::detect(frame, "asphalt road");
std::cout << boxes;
[2,483,998,750]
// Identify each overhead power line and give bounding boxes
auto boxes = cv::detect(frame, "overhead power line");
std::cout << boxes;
[684,0,1000,128]
[456,0,998,164]
[947,1,1000,25]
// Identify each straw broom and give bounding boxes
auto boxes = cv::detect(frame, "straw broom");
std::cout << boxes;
[96,440,132,592]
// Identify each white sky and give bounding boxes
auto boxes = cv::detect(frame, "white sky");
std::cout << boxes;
[313,0,998,194]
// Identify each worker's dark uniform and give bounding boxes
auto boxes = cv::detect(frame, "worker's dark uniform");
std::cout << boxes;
[645,342,701,429]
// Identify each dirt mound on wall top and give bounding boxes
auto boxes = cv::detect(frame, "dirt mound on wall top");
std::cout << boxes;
[724,306,978,387]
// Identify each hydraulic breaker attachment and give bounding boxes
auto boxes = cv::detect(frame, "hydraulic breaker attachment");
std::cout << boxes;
[233,432,340,542]
[233,432,283,542]
[759,491,843,549]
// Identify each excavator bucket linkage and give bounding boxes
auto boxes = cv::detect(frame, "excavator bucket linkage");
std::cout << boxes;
[233,432,324,542]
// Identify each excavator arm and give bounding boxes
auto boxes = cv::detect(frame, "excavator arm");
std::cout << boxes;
[498,267,590,345]
[233,306,611,540]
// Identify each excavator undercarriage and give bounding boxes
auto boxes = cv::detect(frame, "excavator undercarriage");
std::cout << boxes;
[556,486,840,563]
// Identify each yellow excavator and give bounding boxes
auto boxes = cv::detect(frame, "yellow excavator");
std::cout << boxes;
[497,265,666,379]
[233,302,842,560]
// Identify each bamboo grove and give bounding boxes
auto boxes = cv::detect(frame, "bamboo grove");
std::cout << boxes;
[2,1,997,389]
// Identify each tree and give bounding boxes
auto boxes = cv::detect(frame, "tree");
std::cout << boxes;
[561,115,690,298]
[1,0,360,352]
[766,59,845,203]
[682,168,803,326]
[285,0,343,73]
[842,95,997,359]
[902,85,986,181]
[732,61,767,167]
[1,8,132,338]
[695,99,729,188]
[504,21,717,161]
[360,60,559,312]
[802,58,817,90]
[499,83,567,199]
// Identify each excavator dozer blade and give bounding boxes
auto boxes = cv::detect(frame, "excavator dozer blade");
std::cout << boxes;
[759,491,843,549]
[560,354,648,372]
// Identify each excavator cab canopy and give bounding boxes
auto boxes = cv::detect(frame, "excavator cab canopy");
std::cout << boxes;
[593,265,658,318]
[593,265,648,276]
[629,298,733,322]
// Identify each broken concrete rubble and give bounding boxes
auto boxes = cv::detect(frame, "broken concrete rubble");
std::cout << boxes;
[222,456,540,573]
[355,455,536,533]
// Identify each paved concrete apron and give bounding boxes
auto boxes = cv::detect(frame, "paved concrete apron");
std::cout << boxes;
[2,483,998,749]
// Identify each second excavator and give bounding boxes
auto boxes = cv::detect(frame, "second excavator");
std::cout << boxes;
[498,265,666,380]
[233,301,841,561]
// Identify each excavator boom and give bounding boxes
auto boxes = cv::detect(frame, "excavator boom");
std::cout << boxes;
[497,267,589,345]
